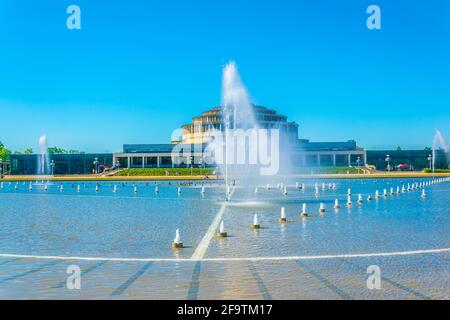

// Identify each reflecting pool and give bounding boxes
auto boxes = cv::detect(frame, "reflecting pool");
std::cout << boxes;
[0,178,448,299]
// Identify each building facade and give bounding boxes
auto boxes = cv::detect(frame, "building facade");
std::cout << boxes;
[179,105,299,145]
[366,150,448,171]
[293,140,366,167]
[13,106,449,175]
[114,105,366,169]
[10,154,113,175]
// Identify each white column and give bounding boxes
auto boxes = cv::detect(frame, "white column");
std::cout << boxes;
[127,157,131,168]
[333,154,336,166]
[157,156,161,168]
[348,154,351,166]
[142,156,145,168]
[317,154,321,167]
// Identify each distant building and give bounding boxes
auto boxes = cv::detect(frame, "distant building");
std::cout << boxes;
[114,105,366,169]
[366,149,448,171]
[10,154,113,175]
[19,106,450,175]
[178,105,299,145]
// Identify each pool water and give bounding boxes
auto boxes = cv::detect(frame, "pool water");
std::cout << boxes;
[0,178,448,299]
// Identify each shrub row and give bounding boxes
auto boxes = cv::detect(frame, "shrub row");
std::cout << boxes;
[422,168,450,173]
[114,168,215,176]
[296,166,362,174]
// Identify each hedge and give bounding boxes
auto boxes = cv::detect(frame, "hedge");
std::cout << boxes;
[114,168,215,176]
[422,168,450,173]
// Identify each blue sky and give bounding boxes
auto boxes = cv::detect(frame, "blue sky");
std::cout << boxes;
[0,0,449,152]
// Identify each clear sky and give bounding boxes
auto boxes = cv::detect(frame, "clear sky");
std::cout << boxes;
[0,0,449,152]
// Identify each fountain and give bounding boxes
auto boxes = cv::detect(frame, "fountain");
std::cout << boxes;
[172,229,183,248]
[319,203,326,213]
[215,221,228,237]
[347,195,352,206]
[37,134,50,176]
[358,194,363,204]
[279,207,287,223]
[334,199,340,209]
[216,61,291,199]
[301,203,308,217]
[432,129,449,175]
[252,214,260,229]
[221,61,258,191]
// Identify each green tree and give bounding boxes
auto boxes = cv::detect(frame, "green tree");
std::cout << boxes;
[48,147,67,154]
[0,141,12,161]
[47,147,84,154]
[13,148,33,154]
[396,146,402,151]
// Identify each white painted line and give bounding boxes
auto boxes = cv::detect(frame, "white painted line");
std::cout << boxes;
[190,187,235,260]
[0,248,448,263]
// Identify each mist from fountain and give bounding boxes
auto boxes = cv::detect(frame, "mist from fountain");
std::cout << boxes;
[432,129,449,174]
[221,61,259,188]
[37,134,50,176]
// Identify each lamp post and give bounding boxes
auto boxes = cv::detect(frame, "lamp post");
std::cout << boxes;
[427,154,432,170]
[385,154,391,172]
[93,157,99,174]
[50,160,55,176]
[356,156,361,174]
[189,155,194,176]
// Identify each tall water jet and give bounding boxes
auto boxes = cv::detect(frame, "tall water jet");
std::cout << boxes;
[432,129,449,175]
[37,134,50,176]
[221,61,258,191]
